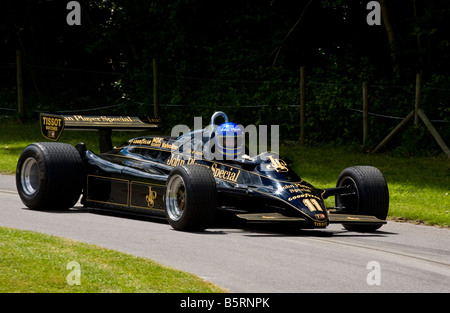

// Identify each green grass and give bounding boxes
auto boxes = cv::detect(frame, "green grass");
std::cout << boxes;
[0,227,226,293]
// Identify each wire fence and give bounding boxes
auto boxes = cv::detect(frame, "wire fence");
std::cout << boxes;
[1,61,449,152]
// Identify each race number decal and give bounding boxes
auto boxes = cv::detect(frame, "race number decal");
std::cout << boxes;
[302,198,323,212]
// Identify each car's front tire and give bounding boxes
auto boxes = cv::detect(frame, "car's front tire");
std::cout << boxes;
[165,165,217,231]
[16,142,83,210]
[335,166,389,231]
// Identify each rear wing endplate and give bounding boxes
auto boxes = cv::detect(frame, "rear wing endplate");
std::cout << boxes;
[40,113,162,153]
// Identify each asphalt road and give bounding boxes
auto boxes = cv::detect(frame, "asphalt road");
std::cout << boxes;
[1,174,449,293]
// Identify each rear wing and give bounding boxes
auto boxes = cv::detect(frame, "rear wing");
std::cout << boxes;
[40,113,162,153]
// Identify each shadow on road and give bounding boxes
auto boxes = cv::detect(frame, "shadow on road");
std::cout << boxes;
[22,205,398,238]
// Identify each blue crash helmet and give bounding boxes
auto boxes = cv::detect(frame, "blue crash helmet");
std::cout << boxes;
[215,122,244,158]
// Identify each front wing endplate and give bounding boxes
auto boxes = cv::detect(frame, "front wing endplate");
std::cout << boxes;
[328,214,386,225]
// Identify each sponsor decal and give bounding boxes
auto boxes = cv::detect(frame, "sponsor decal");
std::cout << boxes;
[40,114,65,141]
[266,155,288,173]
[146,186,157,208]
[166,154,196,167]
[210,163,241,183]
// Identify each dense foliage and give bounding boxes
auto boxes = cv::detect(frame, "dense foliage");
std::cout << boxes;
[1,0,449,154]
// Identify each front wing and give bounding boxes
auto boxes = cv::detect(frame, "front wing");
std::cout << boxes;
[236,212,386,227]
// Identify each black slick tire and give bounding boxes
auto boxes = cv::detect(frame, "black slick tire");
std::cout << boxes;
[335,166,389,231]
[165,165,217,231]
[16,142,83,210]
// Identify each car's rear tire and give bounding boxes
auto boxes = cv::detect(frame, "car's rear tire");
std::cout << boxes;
[335,166,389,232]
[165,165,217,231]
[16,142,83,210]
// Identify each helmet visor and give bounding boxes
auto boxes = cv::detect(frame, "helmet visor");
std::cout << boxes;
[218,134,243,150]
[214,122,244,158]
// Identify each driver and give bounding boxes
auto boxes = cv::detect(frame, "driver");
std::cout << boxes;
[215,121,244,160]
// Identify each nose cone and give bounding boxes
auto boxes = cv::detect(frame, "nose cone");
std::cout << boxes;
[282,184,328,227]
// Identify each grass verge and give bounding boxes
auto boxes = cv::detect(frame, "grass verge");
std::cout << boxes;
[0,227,226,293]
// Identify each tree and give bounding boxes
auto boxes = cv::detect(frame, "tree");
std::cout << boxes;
[380,0,400,78]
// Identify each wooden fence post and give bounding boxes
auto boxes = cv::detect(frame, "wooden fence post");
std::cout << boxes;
[372,110,414,154]
[418,109,450,158]
[372,73,449,157]
[414,73,421,126]
[300,66,305,145]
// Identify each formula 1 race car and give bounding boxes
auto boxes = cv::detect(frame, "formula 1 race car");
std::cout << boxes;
[16,112,389,232]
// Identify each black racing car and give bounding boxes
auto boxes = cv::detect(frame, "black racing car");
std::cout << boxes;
[16,112,389,232]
